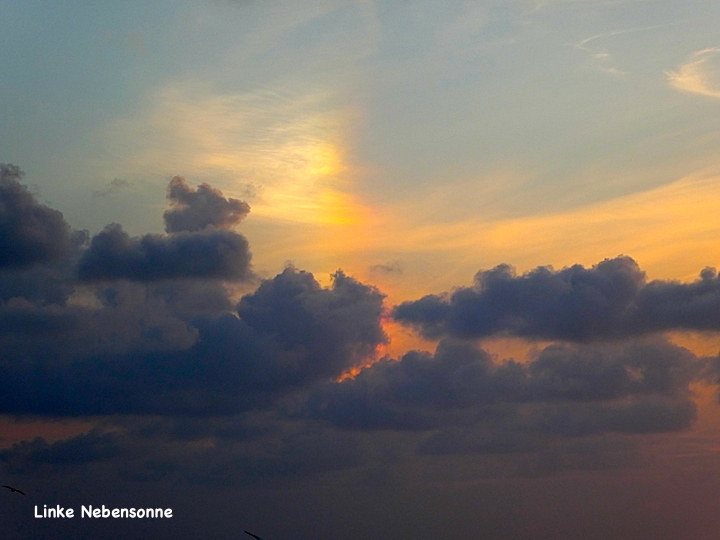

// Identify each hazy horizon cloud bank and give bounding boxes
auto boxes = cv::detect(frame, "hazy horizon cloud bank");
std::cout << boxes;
[2,164,720,538]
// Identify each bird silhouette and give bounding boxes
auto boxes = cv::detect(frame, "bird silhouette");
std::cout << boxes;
[3,485,25,495]
[244,531,263,540]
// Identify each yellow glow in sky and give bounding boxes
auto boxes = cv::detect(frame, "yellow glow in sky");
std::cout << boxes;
[109,82,369,230]
[108,81,720,312]
[251,169,720,308]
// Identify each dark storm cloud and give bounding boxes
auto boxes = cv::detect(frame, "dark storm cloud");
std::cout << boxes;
[393,256,720,341]
[0,164,84,269]
[77,224,253,282]
[0,268,386,416]
[164,176,250,233]
[309,339,699,435]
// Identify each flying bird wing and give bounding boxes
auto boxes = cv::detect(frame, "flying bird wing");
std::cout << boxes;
[244,531,262,540]
[3,485,25,495]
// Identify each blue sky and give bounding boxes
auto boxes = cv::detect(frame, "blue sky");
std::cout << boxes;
[3,1,720,303]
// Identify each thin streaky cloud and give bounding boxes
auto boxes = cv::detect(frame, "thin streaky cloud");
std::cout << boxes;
[667,47,720,99]
[572,23,678,75]
[574,23,674,51]
[531,0,667,11]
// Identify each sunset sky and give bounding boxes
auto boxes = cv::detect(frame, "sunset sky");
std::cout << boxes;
[2,1,720,538]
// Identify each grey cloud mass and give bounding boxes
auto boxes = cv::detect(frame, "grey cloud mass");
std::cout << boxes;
[0,169,385,417]
[77,176,254,282]
[393,256,720,341]
[164,176,250,233]
[3,165,720,540]
[77,224,253,282]
[237,267,388,382]
[309,339,699,436]
[0,263,76,307]
[0,165,84,269]
[1,431,120,473]
[0,268,386,416]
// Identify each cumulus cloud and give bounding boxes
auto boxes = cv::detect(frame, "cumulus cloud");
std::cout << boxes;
[77,224,253,282]
[0,164,84,269]
[0,278,242,381]
[393,256,720,341]
[77,176,255,282]
[164,176,250,233]
[0,268,386,417]
[308,339,699,435]
[0,169,384,418]
[237,267,387,382]
[2,164,719,505]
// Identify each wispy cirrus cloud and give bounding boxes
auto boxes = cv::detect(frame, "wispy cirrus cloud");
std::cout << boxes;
[572,24,674,76]
[667,47,720,99]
